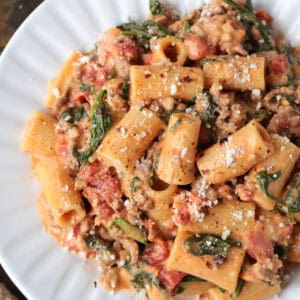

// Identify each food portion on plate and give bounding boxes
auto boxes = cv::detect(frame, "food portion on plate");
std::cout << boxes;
[21,0,300,299]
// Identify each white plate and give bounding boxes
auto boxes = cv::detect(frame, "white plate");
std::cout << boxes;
[0,0,300,299]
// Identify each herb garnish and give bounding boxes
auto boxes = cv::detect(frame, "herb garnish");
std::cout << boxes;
[224,0,273,51]
[255,170,284,205]
[230,278,244,298]
[184,234,241,260]
[117,20,170,48]
[73,90,112,164]
[149,0,167,16]
[60,106,87,124]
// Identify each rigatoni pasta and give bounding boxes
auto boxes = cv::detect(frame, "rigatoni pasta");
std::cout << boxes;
[157,113,201,184]
[21,111,56,157]
[130,65,204,104]
[97,107,163,172]
[202,56,266,91]
[35,158,85,227]
[247,134,300,210]
[21,0,300,299]
[196,120,274,184]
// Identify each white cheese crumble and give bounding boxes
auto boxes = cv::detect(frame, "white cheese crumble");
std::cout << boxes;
[232,210,243,221]
[120,147,127,153]
[221,227,231,240]
[279,223,285,228]
[256,101,262,110]
[225,148,237,167]
[246,210,254,218]
[52,88,60,98]
[252,89,261,97]
[180,147,188,158]
[62,185,69,192]
[79,56,90,64]
[170,84,177,95]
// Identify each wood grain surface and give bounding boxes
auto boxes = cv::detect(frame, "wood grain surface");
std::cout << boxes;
[0,2,43,298]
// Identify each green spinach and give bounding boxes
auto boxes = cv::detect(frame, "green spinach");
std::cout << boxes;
[224,0,273,51]
[61,106,87,124]
[230,278,244,298]
[184,234,241,259]
[83,234,115,263]
[149,0,167,16]
[284,170,300,212]
[118,20,170,48]
[255,170,284,205]
[131,271,164,289]
[73,90,112,164]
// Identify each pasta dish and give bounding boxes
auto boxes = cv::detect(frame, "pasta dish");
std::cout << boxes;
[21,0,300,299]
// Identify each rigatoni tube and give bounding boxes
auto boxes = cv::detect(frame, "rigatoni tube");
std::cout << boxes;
[157,113,201,185]
[247,134,300,210]
[35,157,86,227]
[130,65,204,104]
[98,108,163,173]
[196,120,274,184]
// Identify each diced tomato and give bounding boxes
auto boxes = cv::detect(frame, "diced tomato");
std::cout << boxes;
[70,88,89,105]
[255,9,273,23]
[174,206,190,225]
[81,62,107,87]
[158,267,185,291]
[143,238,170,265]
[270,54,290,76]
[78,162,122,210]
[244,224,274,261]
[184,35,208,61]
[116,38,138,62]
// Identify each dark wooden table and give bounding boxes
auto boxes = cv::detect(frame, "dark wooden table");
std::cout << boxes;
[0,1,44,298]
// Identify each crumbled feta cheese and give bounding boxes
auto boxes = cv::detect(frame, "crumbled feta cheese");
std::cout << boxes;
[79,56,90,64]
[247,210,254,218]
[120,147,127,152]
[276,95,282,101]
[180,147,188,158]
[256,101,262,110]
[226,148,236,167]
[52,88,60,98]
[232,210,243,221]
[170,84,177,95]
[222,227,231,240]
[252,89,261,97]
[279,223,285,228]
[62,185,69,192]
